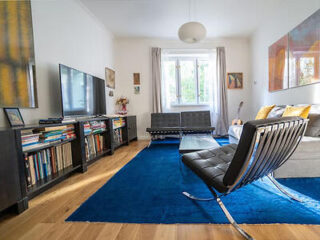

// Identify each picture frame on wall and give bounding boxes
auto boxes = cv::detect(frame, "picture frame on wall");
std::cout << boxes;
[227,72,243,89]
[133,73,140,85]
[105,67,115,89]
[4,108,25,127]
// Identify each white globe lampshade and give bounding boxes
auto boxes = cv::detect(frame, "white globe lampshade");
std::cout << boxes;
[178,21,207,43]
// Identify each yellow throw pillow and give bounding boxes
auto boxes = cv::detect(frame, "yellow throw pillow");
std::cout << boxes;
[282,105,311,119]
[255,105,276,120]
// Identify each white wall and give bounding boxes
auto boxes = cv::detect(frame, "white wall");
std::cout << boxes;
[251,0,320,115]
[114,38,252,139]
[0,0,115,127]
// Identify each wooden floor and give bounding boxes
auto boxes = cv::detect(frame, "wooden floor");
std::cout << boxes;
[1,140,320,240]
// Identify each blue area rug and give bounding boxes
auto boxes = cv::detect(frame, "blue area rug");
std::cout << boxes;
[67,138,320,224]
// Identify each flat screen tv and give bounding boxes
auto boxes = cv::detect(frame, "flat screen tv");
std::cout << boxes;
[59,64,106,117]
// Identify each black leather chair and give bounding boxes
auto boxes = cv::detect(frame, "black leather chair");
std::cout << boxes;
[146,113,181,139]
[181,111,215,134]
[182,117,308,240]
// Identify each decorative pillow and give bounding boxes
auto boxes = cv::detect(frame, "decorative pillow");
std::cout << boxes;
[305,113,320,137]
[267,105,287,118]
[255,105,276,120]
[282,105,311,119]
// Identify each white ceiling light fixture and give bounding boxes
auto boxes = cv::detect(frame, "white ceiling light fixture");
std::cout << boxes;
[178,0,206,43]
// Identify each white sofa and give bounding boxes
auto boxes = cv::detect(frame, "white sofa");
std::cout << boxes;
[228,104,320,178]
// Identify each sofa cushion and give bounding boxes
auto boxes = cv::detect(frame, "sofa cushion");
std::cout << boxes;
[255,105,275,120]
[267,105,287,118]
[305,113,320,137]
[282,105,311,119]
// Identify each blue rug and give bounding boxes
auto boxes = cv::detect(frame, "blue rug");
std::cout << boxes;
[67,138,320,224]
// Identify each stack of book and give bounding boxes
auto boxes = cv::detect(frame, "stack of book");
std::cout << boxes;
[24,142,73,187]
[90,121,106,134]
[21,130,41,149]
[84,134,105,161]
[22,125,76,152]
[112,118,126,129]
[84,122,92,135]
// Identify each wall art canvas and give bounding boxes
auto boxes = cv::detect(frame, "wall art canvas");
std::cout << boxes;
[0,0,37,107]
[268,9,320,92]
[288,9,320,88]
[268,35,288,91]
[134,86,140,94]
[105,67,115,89]
[227,72,243,89]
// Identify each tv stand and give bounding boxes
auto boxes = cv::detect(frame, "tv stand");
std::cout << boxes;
[0,115,137,215]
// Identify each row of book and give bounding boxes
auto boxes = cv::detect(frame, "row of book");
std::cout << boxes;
[84,121,107,136]
[112,118,126,129]
[84,134,106,161]
[24,142,73,187]
[22,125,76,152]
[113,128,124,146]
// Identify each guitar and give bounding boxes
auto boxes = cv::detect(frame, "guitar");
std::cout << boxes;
[231,101,244,125]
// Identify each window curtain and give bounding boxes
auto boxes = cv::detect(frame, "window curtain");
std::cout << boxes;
[213,47,229,136]
[151,47,162,113]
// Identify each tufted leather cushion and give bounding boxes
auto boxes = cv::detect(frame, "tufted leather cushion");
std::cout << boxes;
[151,113,181,128]
[182,144,237,193]
[181,111,211,127]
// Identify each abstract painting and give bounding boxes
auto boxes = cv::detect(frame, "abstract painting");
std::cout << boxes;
[0,0,37,107]
[269,9,320,92]
[288,9,320,88]
[268,35,288,91]
[227,72,243,89]
[105,67,115,89]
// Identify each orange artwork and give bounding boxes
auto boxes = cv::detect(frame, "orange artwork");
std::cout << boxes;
[227,73,243,89]
[0,0,37,107]
[268,35,288,92]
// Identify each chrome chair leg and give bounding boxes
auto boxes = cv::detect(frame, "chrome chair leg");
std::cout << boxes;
[267,174,303,203]
[182,191,214,201]
[207,187,254,240]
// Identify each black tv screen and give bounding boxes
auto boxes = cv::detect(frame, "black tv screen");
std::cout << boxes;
[59,64,106,117]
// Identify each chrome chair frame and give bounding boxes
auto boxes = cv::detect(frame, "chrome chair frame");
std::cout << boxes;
[182,117,308,240]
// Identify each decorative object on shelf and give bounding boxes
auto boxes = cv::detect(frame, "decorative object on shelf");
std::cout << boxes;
[227,73,243,89]
[105,67,115,89]
[269,9,320,92]
[178,0,206,43]
[0,0,37,108]
[134,86,140,94]
[109,90,114,97]
[133,73,140,85]
[4,108,25,127]
[116,97,129,115]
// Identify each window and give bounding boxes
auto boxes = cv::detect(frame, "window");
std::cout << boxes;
[162,53,211,106]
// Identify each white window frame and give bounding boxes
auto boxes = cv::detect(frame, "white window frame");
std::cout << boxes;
[165,56,210,106]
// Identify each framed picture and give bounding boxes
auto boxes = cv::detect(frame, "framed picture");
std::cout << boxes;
[133,73,140,85]
[105,67,115,89]
[227,72,243,89]
[4,108,25,127]
[134,86,140,94]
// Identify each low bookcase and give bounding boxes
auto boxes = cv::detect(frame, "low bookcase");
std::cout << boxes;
[0,115,137,214]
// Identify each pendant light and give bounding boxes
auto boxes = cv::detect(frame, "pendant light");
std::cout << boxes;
[178,0,206,43]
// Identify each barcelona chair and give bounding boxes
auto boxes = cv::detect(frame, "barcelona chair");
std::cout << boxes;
[182,117,308,240]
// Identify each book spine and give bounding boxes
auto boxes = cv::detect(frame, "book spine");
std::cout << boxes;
[29,155,36,185]
[24,154,32,188]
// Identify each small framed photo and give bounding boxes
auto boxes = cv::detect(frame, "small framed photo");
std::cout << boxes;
[105,67,115,89]
[133,73,140,85]
[134,86,140,94]
[227,72,243,89]
[4,108,25,127]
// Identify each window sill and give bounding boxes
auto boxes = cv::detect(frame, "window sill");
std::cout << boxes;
[170,104,210,108]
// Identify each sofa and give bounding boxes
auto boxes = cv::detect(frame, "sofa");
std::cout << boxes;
[228,104,320,178]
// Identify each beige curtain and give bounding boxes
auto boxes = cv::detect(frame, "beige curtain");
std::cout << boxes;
[151,47,162,113]
[215,47,229,136]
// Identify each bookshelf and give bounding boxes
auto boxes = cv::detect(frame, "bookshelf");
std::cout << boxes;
[0,115,137,214]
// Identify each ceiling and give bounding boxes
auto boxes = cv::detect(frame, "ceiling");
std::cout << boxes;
[80,0,285,39]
